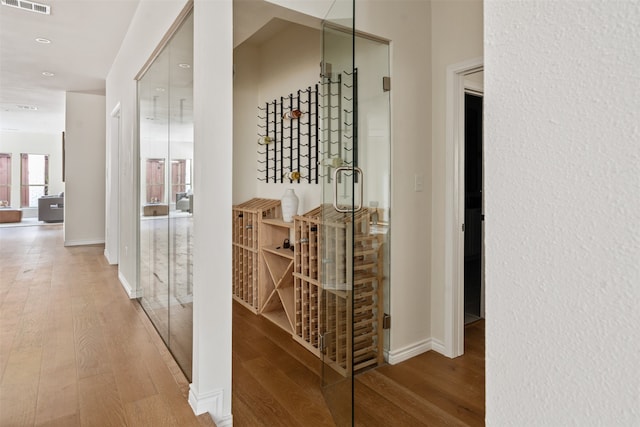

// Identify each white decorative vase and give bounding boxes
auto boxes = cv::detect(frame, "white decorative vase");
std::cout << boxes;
[281,188,299,223]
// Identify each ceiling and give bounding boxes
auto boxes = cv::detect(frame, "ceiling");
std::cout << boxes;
[0,0,321,135]
[0,0,139,134]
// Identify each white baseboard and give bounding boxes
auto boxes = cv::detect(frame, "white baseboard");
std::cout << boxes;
[430,337,447,355]
[118,271,137,299]
[103,248,117,265]
[64,239,105,247]
[213,414,233,427]
[386,337,446,365]
[189,386,232,426]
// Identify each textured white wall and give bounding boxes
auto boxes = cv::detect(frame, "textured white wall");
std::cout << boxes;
[485,0,640,424]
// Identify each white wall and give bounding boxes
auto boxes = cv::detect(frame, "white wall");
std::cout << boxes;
[234,22,323,213]
[429,0,483,348]
[191,1,234,423]
[485,0,640,424]
[0,131,64,217]
[233,42,260,203]
[355,0,433,362]
[64,92,106,246]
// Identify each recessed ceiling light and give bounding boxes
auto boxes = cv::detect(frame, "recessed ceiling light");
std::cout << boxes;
[178,63,191,69]
[17,105,38,111]
[156,87,165,92]
[42,71,54,77]
[35,37,51,44]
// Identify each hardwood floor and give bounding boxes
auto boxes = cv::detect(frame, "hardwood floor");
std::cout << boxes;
[0,225,214,427]
[1,224,485,426]
[233,300,485,426]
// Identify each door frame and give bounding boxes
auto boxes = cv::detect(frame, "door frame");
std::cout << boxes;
[106,102,121,265]
[444,57,483,358]
[463,83,485,321]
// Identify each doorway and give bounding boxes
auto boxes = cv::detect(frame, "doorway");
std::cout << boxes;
[444,59,483,358]
[463,88,484,324]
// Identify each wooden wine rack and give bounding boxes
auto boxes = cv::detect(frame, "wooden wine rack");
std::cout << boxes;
[232,198,281,313]
[293,206,323,355]
[293,205,385,375]
[233,199,385,377]
[260,218,296,331]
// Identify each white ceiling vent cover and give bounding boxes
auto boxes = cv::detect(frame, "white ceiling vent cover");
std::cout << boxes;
[1,0,51,15]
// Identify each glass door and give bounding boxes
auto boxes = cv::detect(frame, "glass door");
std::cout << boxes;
[320,1,356,425]
[321,2,391,425]
[138,10,194,380]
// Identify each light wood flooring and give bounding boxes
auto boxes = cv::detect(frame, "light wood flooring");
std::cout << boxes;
[233,300,485,426]
[0,225,214,427]
[1,224,484,426]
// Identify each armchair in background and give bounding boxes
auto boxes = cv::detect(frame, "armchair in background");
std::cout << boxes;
[176,191,193,213]
[38,193,64,223]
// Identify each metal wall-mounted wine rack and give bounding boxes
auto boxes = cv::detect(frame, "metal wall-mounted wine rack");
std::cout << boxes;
[257,69,357,185]
[257,85,320,184]
[320,69,357,184]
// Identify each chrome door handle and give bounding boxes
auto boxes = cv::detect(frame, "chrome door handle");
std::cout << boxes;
[332,166,363,213]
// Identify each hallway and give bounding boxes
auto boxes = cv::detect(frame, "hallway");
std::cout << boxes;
[0,225,214,426]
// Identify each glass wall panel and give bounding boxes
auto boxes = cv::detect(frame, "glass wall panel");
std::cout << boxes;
[138,11,193,380]
[168,12,194,376]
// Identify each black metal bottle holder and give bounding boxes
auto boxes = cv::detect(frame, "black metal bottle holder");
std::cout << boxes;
[257,70,357,185]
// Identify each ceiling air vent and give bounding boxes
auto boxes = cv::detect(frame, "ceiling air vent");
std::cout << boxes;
[1,0,51,15]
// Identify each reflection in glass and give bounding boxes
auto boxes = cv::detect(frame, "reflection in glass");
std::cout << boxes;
[146,159,166,203]
[137,11,194,380]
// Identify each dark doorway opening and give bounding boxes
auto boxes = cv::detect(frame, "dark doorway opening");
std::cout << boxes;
[464,92,483,324]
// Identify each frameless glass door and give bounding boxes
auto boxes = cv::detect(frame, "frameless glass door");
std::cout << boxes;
[138,11,194,380]
[320,1,356,424]
[320,2,391,424]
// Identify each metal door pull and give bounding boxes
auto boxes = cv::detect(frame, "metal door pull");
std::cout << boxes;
[332,166,363,213]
